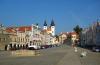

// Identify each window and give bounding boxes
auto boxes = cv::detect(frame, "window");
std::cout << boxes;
[27,39,29,42]
[18,38,20,42]
[15,38,16,42]
[23,38,24,42]
[26,39,27,42]
[21,38,22,42]
[3,38,6,42]
[0,38,1,42]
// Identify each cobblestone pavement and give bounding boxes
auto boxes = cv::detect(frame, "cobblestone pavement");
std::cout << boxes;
[0,45,100,65]
[76,47,100,65]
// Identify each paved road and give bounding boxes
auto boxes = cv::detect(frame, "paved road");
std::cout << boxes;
[0,45,100,65]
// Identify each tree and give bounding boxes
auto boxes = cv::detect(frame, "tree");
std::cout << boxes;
[73,25,82,35]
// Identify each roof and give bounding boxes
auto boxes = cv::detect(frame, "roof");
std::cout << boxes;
[6,28,16,33]
[18,26,31,32]
[50,19,55,26]
[44,20,47,26]
[69,32,77,35]
[6,26,32,33]
[42,27,51,32]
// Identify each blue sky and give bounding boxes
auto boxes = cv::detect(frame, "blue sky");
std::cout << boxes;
[0,0,100,34]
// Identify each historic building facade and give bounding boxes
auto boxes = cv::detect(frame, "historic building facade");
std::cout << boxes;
[0,24,11,50]
[80,22,100,47]
[0,20,57,50]
[58,32,68,44]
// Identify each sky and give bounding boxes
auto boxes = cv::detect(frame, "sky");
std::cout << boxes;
[0,0,100,34]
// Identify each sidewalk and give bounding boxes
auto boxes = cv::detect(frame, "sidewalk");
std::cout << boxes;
[57,46,82,65]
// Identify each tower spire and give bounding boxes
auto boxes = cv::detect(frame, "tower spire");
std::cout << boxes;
[44,20,47,26]
[50,19,55,26]
[43,20,47,30]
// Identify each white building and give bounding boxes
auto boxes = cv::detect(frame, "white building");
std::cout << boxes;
[43,20,55,36]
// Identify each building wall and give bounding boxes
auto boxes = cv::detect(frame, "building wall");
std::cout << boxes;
[0,26,11,50]
[71,34,77,43]
[9,33,17,44]
[80,22,100,46]
[59,34,67,44]
[0,34,11,50]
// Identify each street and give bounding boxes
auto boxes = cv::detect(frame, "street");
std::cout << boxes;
[0,44,100,65]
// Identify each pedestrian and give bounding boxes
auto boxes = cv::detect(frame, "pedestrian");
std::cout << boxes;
[72,42,78,52]
[5,45,7,51]
[74,47,78,52]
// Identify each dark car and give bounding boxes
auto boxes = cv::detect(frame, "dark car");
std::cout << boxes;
[92,46,100,52]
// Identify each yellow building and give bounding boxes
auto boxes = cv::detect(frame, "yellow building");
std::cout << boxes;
[6,26,31,45]
[70,32,78,43]
[59,32,68,44]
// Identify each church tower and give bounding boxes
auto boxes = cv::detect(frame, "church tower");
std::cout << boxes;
[50,19,55,36]
[43,20,47,30]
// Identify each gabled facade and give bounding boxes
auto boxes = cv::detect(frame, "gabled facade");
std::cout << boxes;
[59,32,68,44]
[70,32,78,43]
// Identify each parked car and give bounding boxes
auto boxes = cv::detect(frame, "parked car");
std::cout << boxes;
[40,45,46,49]
[40,45,49,49]
[92,46,100,52]
[28,45,40,50]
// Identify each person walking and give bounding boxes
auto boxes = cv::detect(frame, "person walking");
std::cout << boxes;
[72,40,78,52]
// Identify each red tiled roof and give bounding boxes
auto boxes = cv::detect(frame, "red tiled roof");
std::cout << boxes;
[18,26,31,32]
[69,32,77,35]
[6,26,32,33]
[6,28,16,33]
